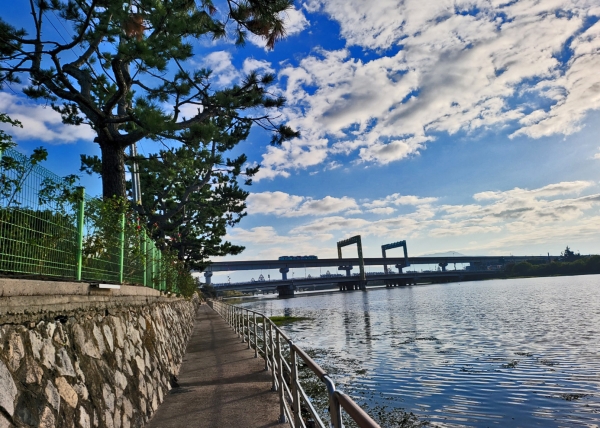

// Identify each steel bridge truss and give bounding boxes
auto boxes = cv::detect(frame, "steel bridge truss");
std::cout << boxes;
[337,235,366,281]
[381,240,409,274]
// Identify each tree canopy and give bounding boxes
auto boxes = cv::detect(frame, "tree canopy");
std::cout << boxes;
[561,246,580,262]
[1,0,300,268]
[0,0,298,198]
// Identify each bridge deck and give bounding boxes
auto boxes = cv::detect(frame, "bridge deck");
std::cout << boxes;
[146,304,283,428]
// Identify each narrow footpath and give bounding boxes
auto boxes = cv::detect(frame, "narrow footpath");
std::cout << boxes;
[147,304,284,428]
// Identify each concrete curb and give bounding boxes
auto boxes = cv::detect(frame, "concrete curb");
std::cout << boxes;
[0,278,181,324]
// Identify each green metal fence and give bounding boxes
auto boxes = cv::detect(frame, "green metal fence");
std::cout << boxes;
[0,147,175,292]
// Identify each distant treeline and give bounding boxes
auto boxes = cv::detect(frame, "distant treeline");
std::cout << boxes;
[505,255,600,277]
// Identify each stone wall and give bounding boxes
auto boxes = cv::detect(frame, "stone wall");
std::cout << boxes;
[0,279,198,428]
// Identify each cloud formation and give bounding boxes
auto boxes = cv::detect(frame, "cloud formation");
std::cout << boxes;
[236,181,600,256]
[247,191,358,217]
[0,92,95,143]
[256,0,600,179]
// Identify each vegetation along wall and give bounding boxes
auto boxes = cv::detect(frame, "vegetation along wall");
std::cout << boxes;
[0,279,198,428]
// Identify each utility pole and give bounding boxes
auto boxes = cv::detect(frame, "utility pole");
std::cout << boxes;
[130,143,142,204]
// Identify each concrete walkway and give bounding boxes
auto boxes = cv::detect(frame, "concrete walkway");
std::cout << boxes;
[147,304,284,428]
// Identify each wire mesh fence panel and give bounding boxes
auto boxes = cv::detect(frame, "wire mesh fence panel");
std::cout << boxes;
[0,148,78,278]
[1,147,185,292]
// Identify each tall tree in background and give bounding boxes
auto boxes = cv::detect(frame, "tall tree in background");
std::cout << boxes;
[0,0,297,199]
[135,139,251,270]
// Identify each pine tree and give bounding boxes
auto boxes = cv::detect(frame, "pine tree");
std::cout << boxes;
[0,0,298,199]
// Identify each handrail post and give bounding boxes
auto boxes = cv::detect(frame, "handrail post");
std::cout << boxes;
[75,187,85,281]
[276,330,286,424]
[242,309,246,342]
[263,315,268,370]
[323,375,343,428]
[291,344,301,427]
[118,212,125,284]
[247,310,251,349]
[270,322,276,391]
[253,312,258,358]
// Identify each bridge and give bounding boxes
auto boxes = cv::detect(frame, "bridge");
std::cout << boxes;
[211,269,503,296]
[204,255,541,273]
[203,236,552,297]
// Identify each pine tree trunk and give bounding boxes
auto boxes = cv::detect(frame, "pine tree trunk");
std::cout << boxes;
[100,141,127,199]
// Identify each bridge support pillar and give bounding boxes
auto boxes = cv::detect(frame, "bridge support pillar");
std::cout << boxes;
[204,271,213,284]
[279,267,289,280]
[439,262,448,272]
[277,284,295,298]
[338,265,353,277]
[395,264,404,274]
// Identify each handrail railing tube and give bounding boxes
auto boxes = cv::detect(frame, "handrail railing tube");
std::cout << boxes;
[323,375,343,428]
[209,300,381,428]
[292,345,327,379]
[299,386,327,428]
[335,391,378,428]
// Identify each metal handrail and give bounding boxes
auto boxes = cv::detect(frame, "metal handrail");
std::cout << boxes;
[208,300,381,428]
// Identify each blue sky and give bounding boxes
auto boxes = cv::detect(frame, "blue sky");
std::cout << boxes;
[2,0,600,282]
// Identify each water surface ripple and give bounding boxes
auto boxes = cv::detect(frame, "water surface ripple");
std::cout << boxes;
[242,275,600,427]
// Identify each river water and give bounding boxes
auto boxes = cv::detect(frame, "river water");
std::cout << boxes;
[240,275,600,427]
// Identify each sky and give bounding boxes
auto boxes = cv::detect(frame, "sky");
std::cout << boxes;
[2,0,600,283]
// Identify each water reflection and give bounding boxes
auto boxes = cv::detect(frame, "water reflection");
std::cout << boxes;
[242,275,600,427]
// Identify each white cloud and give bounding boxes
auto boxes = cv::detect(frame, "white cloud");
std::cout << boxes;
[473,181,594,200]
[254,138,329,181]
[248,7,309,49]
[0,92,95,143]
[199,51,240,86]
[243,58,274,75]
[363,193,438,209]
[246,191,303,216]
[237,180,600,257]
[247,192,358,217]
[367,207,396,215]
[224,226,334,260]
[260,0,600,177]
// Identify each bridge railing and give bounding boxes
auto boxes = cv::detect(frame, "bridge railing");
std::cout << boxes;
[208,299,381,428]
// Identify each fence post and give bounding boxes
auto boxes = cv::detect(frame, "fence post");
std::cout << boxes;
[142,234,147,287]
[118,212,125,284]
[159,250,167,291]
[150,245,155,289]
[157,250,162,291]
[75,187,85,281]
